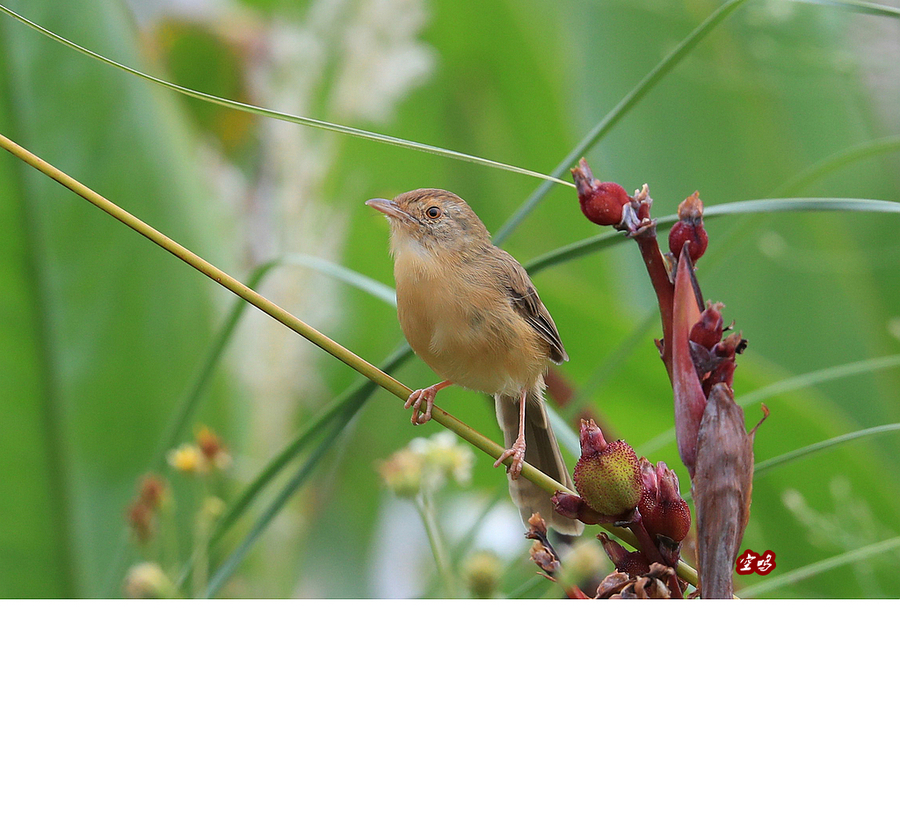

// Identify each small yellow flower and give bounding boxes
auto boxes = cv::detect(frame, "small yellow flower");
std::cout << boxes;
[167,443,205,473]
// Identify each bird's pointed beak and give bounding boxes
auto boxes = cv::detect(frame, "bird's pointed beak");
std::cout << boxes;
[366,198,417,225]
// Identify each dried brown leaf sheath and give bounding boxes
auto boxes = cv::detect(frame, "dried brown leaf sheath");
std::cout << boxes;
[693,384,754,599]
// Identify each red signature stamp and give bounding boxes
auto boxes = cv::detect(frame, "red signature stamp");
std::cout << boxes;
[736,549,776,576]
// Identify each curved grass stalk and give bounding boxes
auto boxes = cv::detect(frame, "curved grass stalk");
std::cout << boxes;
[705,197,900,216]
[739,355,900,407]
[754,423,900,476]
[779,136,900,194]
[0,4,570,189]
[788,0,900,18]
[700,137,900,271]
[415,493,456,598]
[281,253,397,307]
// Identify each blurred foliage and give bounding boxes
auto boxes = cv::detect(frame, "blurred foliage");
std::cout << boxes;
[0,0,234,596]
[0,0,898,597]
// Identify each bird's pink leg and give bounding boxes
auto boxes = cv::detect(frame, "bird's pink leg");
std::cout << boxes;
[494,388,528,479]
[405,380,452,425]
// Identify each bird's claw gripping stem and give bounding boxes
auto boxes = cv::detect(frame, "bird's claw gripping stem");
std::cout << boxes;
[494,435,527,480]
[405,381,451,425]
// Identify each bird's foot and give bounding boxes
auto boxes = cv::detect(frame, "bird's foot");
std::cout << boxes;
[405,382,447,425]
[494,437,527,480]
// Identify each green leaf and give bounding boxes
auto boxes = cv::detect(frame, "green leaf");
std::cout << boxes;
[0,1,231,596]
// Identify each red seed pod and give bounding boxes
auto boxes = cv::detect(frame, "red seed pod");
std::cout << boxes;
[638,459,692,543]
[669,191,708,262]
[572,420,642,518]
[571,158,631,227]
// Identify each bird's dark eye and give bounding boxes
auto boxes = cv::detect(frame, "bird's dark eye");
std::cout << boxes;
[425,206,442,219]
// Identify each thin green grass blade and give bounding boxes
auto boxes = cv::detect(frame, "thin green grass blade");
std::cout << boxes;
[740,355,900,407]
[741,535,900,597]
[639,354,900,455]
[526,197,900,274]
[525,230,631,274]
[493,0,754,245]
[705,197,900,216]
[204,425,341,598]
[154,260,278,468]
[788,0,900,18]
[0,4,571,189]
[281,253,396,307]
[545,403,580,460]
[754,423,900,476]
[780,136,900,194]
[702,138,900,271]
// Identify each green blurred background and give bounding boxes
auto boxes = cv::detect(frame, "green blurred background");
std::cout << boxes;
[1,0,898,597]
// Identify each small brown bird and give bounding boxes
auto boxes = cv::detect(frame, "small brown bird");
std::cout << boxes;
[367,188,582,535]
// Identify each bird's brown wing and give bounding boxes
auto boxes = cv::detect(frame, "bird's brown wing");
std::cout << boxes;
[495,250,568,363]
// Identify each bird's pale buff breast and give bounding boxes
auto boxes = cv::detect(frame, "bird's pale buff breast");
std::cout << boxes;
[392,238,547,397]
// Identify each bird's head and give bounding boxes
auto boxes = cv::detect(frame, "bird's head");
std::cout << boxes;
[366,188,492,257]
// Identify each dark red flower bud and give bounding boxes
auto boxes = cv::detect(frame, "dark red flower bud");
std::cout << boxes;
[690,302,725,349]
[695,317,746,394]
[571,158,631,227]
[551,491,609,525]
[713,332,747,360]
[572,420,642,517]
[597,533,651,577]
[668,191,708,262]
[638,458,692,543]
